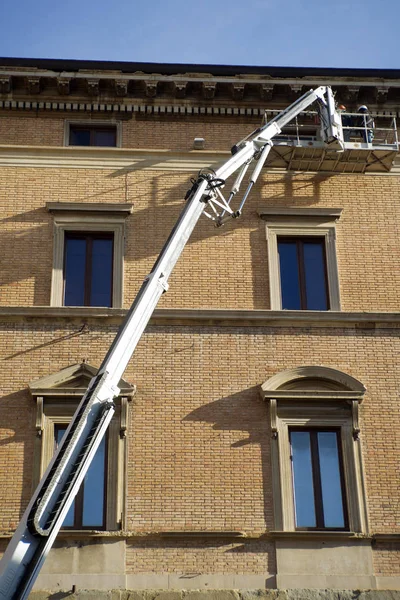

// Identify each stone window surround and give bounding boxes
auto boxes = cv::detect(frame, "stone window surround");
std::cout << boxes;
[63,119,122,148]
[259,208,342,311]
[30,363,136,532]
[260,366,368,535]
[46,202,133,308]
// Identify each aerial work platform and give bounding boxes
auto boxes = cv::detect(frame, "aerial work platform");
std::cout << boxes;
[263,110,399,173]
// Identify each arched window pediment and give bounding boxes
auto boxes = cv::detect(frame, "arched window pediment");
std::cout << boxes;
[261,366,366,399]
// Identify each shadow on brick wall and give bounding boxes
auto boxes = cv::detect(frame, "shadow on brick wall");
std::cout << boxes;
[183,386,273,532]
[0,389,34,525]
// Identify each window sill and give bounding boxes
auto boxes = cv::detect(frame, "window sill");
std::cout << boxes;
[270,530,370,541]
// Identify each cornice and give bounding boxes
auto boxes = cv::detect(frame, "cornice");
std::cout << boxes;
[0,146,399,176]
[1,64,400,110]
[0,145,228,171]
[0,307,399,329]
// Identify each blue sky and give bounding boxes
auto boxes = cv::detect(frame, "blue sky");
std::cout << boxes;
[1,0,399,69]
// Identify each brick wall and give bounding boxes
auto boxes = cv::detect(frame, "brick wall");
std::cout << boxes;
[0,93,399,588]
[1,162,400,311]
[0,111,260,151]
[0,321,399,537]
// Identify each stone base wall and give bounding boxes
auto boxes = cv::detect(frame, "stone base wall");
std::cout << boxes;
[29,589,400,600]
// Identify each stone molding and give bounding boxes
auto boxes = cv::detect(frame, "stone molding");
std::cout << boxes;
[1,97,399,117]
[1,529,398,541]
[261,368,368,534]
[259,207,343,220]
[47,203,132,308]
[0,307,400,328]
[28,589,400,598]
[0,145,399,175]
[0,145,229,172]
[261,365,366,394]
[2,65,400,110]
[264,213,342,311]
[30,362,135,531]
[63,118,123,147]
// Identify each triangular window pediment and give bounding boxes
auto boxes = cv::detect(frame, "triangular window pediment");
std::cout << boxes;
[29,363,135,398]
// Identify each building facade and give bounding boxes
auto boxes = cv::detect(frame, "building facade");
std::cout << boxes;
[0,58,399,598]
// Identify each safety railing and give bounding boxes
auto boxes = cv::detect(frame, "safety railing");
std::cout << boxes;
[263,110,399,149]
[340,112,398,147]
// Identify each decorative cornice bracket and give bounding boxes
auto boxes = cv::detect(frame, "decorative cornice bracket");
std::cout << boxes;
[174,82,187,99]
[35,396,44,437]
[115,79,128,97]
[376,87,389,103]
[290,83,303,98]
[57,78,70,95]
[270,398,278,439]
[344,85,360,103]
[0,76,11,93]
[232,84,245,100]
[261,84,274,101]
[87,79,100,96]
[145,81,158,97]
[26,77,41,95]
[120,396,131,438]
[351,399,360,440]
[202,82,216,99]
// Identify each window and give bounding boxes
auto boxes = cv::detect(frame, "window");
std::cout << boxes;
[290,428,347,530]
[260,208,342,311]
[261,366,368,533]
[278,237,329,310]
[30,363,135,531]
[55,425,107,529]
[67,123,119,147]
[46,202,133,308]
[64,232,114,307]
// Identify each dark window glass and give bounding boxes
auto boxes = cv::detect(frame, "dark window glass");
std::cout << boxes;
[69,128,91,146]
[55,425,107,529]
[278,241,301,310]
[69,125,117,147]
[64,233,113,307]
[278,237,329,310]
[290,429,347,530]
[94,129,117,147]
[64,238,86,306]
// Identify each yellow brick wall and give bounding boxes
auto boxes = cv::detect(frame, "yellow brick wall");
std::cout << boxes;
[0,106,399,583]
[0,113,64,146]
[0,322,399,541]
[125,539,275,575]
[0,111,259,151]
[1,164,400,312]
[373,542,400,576]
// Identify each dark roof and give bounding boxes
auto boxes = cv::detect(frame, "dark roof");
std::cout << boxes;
[1,57,400,79]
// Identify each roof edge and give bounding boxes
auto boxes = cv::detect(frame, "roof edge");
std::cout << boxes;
[1,56,400,79]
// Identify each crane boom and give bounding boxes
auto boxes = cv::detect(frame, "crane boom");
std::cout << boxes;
[0,85,342,600]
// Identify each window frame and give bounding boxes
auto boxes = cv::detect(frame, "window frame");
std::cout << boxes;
[64,121,122,148]
[261,366,368,535]
[30,364,135,532]
[261,209,342,311]
[47,202,133,308]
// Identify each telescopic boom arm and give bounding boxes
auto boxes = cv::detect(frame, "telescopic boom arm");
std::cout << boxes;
[0,85,342,600]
